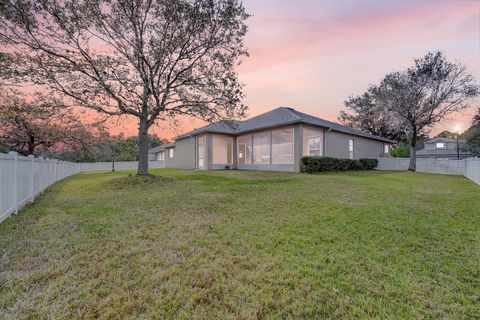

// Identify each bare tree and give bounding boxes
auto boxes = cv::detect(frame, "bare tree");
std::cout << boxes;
[339,86,405,142]
[374,52,477,170]
[0,91,106,155]
[0,0,249,174]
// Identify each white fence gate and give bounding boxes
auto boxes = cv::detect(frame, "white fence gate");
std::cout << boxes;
[0,152,166,223]
[376,157,480,186]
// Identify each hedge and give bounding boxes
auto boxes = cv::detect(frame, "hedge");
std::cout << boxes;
[301,156,378,173]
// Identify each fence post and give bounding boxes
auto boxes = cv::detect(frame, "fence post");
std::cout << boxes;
[29,155,35,202]
[9,152,18,214]
[55,160,59,182]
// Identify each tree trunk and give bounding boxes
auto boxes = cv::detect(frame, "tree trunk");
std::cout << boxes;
[408,131,417,171]
[408,145,416,171]
[137,117,150,175]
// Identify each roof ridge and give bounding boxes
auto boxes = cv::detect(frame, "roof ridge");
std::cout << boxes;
[279,106,303,120]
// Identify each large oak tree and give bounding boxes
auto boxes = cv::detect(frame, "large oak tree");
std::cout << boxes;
[0,0,249,174]
[340,52,478,171]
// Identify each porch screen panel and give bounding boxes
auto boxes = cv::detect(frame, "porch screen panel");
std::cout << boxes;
[212,135,233,165]
[237,134,252,164]
[272,128,294,164]
[253,132,270,164]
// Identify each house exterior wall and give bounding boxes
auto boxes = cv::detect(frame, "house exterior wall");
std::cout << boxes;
[168,137,196,169]
[164,148,175,168]
[325,131,387,159]
[424,140,458,150]
[157,125,391,172]
[161,139,194,169]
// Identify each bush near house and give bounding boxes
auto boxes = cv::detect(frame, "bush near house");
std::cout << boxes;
[301,156,378,172]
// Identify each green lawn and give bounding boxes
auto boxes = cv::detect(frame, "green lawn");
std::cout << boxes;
[0,170,479,319]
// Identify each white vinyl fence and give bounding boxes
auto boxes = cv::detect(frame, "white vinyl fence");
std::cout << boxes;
[0,152,81,223]
[0,152,166,223]
[376,157,480,186]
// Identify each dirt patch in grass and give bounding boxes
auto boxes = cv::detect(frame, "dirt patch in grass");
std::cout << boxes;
[108,174,176,189]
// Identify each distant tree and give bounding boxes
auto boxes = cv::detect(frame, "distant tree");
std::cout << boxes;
[52,133,170,162]
[462,108,480,157]
[0,91,105,155]
[376,52,478,170]
[436,131,457,139]
[0,0,249,175]
[339,86,405,142]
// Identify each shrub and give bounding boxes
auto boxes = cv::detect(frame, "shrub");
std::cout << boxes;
[391,142,410,157]
[359,158,379,170]
[301,156,378,173]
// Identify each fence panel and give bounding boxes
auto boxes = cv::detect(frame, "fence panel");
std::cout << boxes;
[376,158,410,171]
[376,157,480,186]
[416,159,466,175]
[0,155,166,223]
[464,159,480,185]
[0,152,80,223]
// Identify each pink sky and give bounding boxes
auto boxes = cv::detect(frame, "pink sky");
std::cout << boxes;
[116,0,480,140]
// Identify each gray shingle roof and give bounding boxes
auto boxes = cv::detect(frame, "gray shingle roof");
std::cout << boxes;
[147,143,175,154]
[173,107,394,143]
[425,137,464,144]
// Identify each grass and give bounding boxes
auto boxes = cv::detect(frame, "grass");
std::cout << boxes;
[0,169,479,319]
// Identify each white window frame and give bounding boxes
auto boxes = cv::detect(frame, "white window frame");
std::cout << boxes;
[384,144,389,154]
[169,148,174,158]
[435,142,445,149]
[307,136,322,156]
[348,139,354,159]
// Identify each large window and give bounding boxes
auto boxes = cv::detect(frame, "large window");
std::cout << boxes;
[198,136,206,169]
[156,151,164,161]
[348,139,354,159]
[169,148,174,158]
[303,127,323,156]
[237,134,252,165]
[307,137,322,156]
[436,142,445,149]
[272,128,294,164]
[384,144,389,154]
[212,135,233,165]
[253,132,271,164]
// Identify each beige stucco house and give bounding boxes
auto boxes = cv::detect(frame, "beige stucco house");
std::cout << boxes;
[148,107,394,172]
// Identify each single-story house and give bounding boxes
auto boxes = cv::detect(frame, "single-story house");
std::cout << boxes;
[416,137,471,160]
[149,107,394,172]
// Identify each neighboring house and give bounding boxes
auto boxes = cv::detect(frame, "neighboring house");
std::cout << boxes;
[148,143,174,161]
[149,107,394,172]
[416,137,471,160]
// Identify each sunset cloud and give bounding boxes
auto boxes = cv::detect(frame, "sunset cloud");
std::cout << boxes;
[111,0,479,139]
